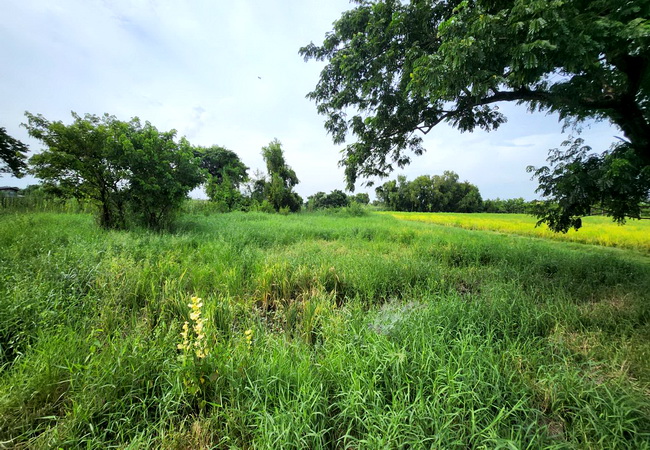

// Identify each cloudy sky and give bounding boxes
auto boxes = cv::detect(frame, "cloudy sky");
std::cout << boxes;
[1,0,619,200]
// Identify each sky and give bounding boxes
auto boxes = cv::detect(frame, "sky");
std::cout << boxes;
[0,0,621,201]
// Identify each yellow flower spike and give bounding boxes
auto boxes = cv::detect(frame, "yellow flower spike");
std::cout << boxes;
[178,295,210,362]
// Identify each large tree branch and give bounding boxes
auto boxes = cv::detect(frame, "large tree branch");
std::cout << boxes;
[476,88,618,110]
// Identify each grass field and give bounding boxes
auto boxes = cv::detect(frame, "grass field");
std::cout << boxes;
[385,212,650,254]
[1,210,649,448]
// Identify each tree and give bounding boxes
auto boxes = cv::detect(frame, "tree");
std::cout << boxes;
[260,139,303,212]
[352,192,370,204]
[195,145,248,186]
[25,112,203,229]
[116,119,204,229]
[301,0,650,230]
[195,145,249,210]
[26,112,128,228]
[0,127,28,177]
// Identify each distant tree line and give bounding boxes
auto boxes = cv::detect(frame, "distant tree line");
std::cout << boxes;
[482,198,533,214]
[373,171,535,214]
[374,171,483,213]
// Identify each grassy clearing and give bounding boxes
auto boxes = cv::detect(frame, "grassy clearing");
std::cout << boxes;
[0,210,649,448]
[385,211,650,253]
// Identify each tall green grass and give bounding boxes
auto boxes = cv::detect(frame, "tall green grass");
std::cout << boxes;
[0,211,648,447]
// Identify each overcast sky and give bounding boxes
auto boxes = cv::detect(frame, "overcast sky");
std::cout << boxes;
[1,0,620,201]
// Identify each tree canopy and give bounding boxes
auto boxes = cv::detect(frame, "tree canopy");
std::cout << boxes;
[195,145,249,210]
[0,127,28,177]
[195,145,248,187]
[301,0,650,230]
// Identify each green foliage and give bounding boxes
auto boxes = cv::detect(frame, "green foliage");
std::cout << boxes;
[529,137,650,232]
[24,112,203,230]
[375,171,483,212]
[352,192,370,204]
[195,145,249,211]
[259,139,302,212]
[307,189,351,210]
[301,0,650,225]
[194,145,248,186]
[205,173,245,211]
[0,127,28,177]
[483,197,532,214]
[119,121,204,230]
[306,190,371,211]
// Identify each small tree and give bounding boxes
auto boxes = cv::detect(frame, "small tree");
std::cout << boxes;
[375,171,482,212]
[260,139,302,212]
[352,193,370,205]
[306,189,350,209]
[195,145,249,211]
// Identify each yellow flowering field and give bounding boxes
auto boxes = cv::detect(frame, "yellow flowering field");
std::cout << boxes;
[385,212,650,253]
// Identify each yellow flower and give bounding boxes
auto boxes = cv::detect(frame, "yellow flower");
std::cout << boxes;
[244,329,253,349]
[188,296,203,309]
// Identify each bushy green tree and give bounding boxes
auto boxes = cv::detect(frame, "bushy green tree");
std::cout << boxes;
[0,127,28,177]
[117,119,203,229]
[306,189,351,209]
[301,0,649,230]
[25,112,203,229]
[195,145,249,211]
[306,191,327,210]
[26,112,129,228]
[352,192,370,204]
[260,139,302,212]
